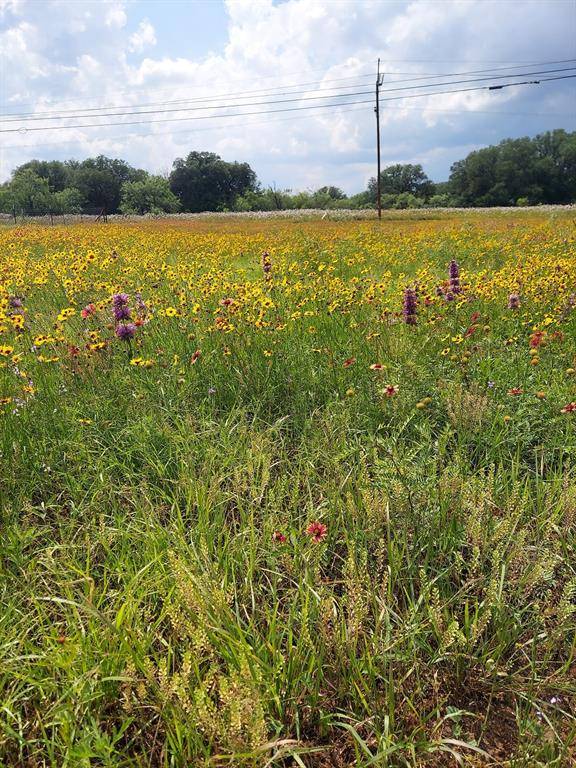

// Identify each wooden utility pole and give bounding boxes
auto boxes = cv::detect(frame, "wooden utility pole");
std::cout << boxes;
[375,58,384,219]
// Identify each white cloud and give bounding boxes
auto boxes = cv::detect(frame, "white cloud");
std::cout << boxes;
[128,19,156,53]
[0,0,574,190]
[0,0,22,16]
[105,4,127,29]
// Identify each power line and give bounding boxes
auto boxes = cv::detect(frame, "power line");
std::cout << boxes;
[5,107,574,150]
[0,59,576,122]
[0,98,375,134]
[3,58,574,123]
[0,71,377,112]
[2,100,573,152]
[3,66,573,127]
[379,73,576,103]
[8,106,576,151]
[0,81,376,121]
[0,105,371,150]
[381,59,576,83]
[3,54,575,111]
[1,73,573,136]
[371,66,576,96]
[376,56,576,63]
[0,90,375,126]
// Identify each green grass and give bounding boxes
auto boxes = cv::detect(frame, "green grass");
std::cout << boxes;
[0,215,575,766]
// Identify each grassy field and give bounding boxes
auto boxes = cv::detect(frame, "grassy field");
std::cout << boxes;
[0,211,575,767]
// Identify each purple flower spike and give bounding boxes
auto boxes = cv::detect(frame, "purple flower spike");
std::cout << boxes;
[403,286,418,325]
[113,305,132,321]
[448,260,461,294]
[112,292,129,307]
[115,323,136,341]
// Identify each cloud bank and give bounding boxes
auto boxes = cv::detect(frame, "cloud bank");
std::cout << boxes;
[0,0,575,191]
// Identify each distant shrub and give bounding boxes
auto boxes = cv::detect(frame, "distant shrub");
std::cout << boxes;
[120,176,181,215]
[427,194,455,208]
[394,192,424,209]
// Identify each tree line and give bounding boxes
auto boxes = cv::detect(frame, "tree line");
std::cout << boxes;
[0,129,574,217]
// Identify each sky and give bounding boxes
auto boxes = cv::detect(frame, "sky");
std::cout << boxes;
[0,0,575,193]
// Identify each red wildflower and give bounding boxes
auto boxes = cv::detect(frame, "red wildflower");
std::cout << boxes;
[272,531,287,543]
[470,311,481,323]
[219,297,234,308]
[507,387,523,395]
[306,521,327,542]
[81,303,96,319]
[383,385,398,397]
[529,331,545,348]
[343,357,356,368]
[190,350,201,364]
[561,402,576,414]
[370,363,385,371]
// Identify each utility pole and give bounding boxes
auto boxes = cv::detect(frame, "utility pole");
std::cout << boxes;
[375,58,384,219]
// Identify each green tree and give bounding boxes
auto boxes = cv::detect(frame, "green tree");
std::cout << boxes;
[448,130,576,206]
[347,190,372,209]
[120,176,181,214]
[50,188,85,215]
[5,170,51,215]
[0,183,10,212]
[315,186,346,200]
[13,160,69,192]
[367,164,434,202]
[169,151,257,212]
[310,186,348,208]
[67,156,147,213]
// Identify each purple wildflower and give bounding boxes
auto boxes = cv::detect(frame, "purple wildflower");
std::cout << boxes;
[9,296,24,309]
[115,323,136,341]
[261,251,272,280]
[402,286,418,325]
[134,292,147,313]
[507,293,520,310]
[448,260,461,294]
[112,292,129,307]
[113,304,132,321]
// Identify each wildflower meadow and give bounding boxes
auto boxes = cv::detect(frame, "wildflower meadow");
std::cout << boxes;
[1,210,575,766]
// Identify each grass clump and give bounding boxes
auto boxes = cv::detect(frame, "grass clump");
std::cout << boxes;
[0,212,575,766]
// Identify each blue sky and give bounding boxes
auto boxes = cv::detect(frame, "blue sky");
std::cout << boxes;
[0,0,575,192]
[131,1,229,60]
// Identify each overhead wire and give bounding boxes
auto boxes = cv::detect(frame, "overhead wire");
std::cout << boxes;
[4,54,575,111]
[0,71,377,113]
[379,59,576,82]
[1,72,574,135]
[2,60,575,122]
[3,101,574,152]
[1,66,573,127]
[0,81,377,121]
